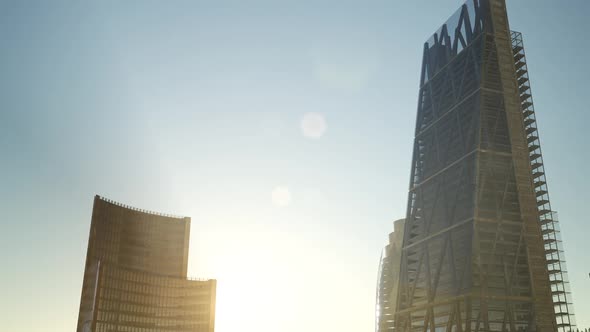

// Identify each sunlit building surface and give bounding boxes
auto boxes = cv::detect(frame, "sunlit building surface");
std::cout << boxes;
[395,0,575,331]
[76,195,216,332]
[376,219,405,332]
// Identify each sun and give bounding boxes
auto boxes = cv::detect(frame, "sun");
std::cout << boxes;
[199,229,301,332]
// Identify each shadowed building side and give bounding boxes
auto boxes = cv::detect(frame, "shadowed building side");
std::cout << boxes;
[76,195,216,332]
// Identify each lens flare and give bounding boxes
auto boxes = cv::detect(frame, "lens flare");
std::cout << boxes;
[271,186,292,207]
[301,112,327,139]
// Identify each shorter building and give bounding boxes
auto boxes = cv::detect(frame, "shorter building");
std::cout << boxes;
[77,196,216,332]
[375,219,405,332]
[80,260,216,332]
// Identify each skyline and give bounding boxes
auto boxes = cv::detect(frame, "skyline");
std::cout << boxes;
[1,1,589,332]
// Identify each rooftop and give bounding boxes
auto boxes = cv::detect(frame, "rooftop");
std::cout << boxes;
[96,195,188,220]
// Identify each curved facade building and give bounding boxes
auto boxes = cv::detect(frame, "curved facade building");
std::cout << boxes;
[77,195,216,332]
[375,219,404,332]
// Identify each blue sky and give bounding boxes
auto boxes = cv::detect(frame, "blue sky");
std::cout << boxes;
[0,1,588,331]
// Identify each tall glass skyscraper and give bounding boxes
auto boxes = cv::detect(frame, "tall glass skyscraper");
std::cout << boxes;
[394,0,575,331]
[76,195,216,332]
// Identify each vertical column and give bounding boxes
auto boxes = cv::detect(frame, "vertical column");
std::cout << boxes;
[488,0,556,330]
[182,217,191,278]
[209,279,217,332]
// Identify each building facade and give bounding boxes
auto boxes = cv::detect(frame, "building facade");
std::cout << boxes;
[376,219,405,332]
[394,0,574,331]
[77,195,216,332]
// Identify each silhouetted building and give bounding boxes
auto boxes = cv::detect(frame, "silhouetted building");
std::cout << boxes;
[395,0,575,331]
[376,219,405,332]
[76,195,216,332]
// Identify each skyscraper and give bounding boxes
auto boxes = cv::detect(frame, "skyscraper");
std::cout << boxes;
[76,195,216,332]
[394,0,575,331]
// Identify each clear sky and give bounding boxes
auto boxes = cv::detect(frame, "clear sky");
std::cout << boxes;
[1,1,588,331]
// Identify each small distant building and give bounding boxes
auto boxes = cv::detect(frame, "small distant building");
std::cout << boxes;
[76,195,216,332]
[376,218,405,332]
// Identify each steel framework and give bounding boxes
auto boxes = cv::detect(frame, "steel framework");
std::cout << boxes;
[509,31,575,332]
[394,1,575,331]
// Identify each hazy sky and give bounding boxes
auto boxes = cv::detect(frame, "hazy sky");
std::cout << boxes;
[1,1,589,331]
